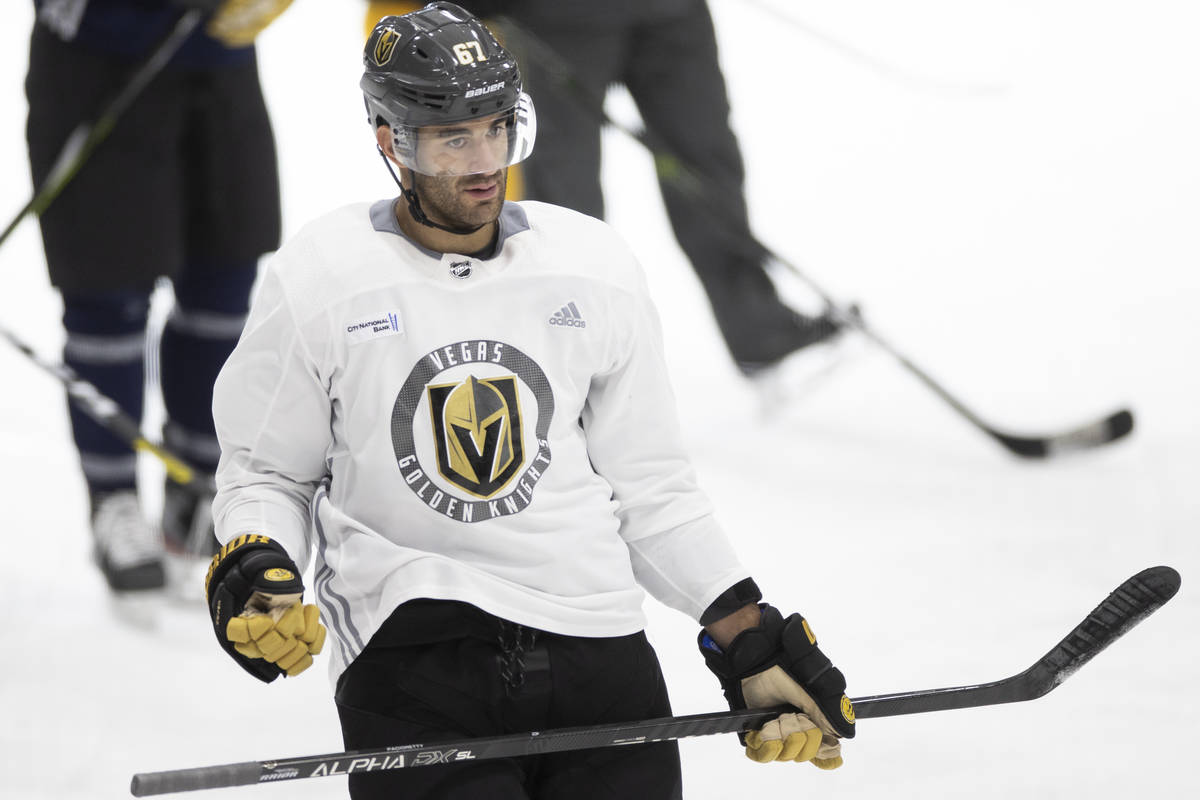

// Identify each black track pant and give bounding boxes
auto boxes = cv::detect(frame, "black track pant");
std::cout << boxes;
[25,24,281,293]
[335,600,683,799]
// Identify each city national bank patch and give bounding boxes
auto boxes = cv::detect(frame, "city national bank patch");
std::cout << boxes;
[346,311,403,345]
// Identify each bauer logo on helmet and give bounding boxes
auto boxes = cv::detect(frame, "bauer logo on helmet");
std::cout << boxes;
[465,82,505,99]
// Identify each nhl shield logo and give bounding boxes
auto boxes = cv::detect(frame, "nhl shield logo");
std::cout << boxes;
[427,375,524,498]
[373,28,400,66]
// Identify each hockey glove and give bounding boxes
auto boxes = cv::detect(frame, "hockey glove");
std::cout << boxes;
[171,0,294,48]
[700,605,855,768]
[208,0,293,47]
[204,534,325,683]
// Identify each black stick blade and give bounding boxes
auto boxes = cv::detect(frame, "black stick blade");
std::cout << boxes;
[993,408,1135,458]
[852,566,1180,718]
[1026,565,1180,695]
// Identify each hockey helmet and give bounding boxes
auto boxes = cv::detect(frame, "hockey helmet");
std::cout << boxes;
[361,3,536,177]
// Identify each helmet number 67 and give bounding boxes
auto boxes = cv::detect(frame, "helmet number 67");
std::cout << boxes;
[453,41,488,65]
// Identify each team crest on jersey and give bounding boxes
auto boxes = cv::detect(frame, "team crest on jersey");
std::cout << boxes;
[391,340,554,522]
[373,28,400,66]
[427,375,523,497]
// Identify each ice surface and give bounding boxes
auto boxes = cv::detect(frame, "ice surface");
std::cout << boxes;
[1,2,1196,798]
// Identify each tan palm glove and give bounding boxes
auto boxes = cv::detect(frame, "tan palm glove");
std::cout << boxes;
[227,590,326,677]
[206,0,295,48]
[205,534,326,682]
[700,605,855,768]
[741,664,848,767]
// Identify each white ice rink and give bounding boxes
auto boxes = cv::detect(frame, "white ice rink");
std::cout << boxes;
[1,2,1197,798]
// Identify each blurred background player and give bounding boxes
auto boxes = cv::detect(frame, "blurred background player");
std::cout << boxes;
[364,0,842,376]
[24,0,291,592]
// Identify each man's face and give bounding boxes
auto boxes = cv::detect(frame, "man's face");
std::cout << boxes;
[407,113,510,229]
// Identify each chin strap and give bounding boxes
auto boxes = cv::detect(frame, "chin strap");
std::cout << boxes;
[376,147,487,236]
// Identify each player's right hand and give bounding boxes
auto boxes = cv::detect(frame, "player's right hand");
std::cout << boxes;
[205,534,325,682]
[226,595,325,676]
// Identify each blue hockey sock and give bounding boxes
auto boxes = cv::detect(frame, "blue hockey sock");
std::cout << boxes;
[61,289,152,497]
[159,261,258,473]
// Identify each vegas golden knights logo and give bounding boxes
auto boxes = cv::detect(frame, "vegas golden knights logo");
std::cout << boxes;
[427,375,524,498]
[392,339,554,523]
[373,29,400,66]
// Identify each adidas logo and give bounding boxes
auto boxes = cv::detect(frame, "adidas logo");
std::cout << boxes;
[549,301,587,328]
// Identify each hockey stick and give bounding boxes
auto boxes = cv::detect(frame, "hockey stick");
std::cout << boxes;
[812,290,1134,458]
[129,565,1179,796]
[0,10,205,251]
[0,323,210,491]
[495,18,1134,459]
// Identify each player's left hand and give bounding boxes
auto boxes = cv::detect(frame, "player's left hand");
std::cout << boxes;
[700,605,855,768]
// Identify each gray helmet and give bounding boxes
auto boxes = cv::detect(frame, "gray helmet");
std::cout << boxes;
[361,3,536,176]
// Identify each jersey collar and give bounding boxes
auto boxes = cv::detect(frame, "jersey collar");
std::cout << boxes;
[369,198,530,261]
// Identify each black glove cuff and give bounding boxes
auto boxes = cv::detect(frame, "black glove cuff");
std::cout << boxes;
[205,534,300,604]
[699,577,763,626]
[698,603,780,688]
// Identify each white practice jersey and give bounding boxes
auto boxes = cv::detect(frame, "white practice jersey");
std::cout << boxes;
[212,199,749,683]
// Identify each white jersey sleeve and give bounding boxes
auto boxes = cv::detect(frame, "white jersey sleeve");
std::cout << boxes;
[210,254,331,572]
[581,266,749,619]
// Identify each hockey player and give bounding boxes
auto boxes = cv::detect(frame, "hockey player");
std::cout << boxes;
[24,0,292,592]
[204,5,854,797]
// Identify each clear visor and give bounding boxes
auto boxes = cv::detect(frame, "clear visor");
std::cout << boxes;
[395,92,537,177]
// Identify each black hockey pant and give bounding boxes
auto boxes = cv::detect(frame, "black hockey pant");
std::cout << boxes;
[335,599,683,799]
